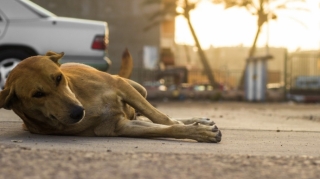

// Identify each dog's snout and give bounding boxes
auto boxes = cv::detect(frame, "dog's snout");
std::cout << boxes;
[69,105,84,122]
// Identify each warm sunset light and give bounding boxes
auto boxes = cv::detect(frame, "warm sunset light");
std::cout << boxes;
[175,0,320,51]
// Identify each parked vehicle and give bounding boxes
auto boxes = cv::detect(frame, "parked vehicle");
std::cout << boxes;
[287,76,320,102]
[0,0,110,89]
[294,76,320,89]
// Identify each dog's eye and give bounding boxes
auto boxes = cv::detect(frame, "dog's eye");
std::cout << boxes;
[56,75,62,83]
[32,91,45,98]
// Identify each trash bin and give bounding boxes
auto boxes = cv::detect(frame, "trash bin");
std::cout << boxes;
[245,55,273,102]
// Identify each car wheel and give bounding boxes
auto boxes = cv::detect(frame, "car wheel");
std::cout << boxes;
[0,51,30,89]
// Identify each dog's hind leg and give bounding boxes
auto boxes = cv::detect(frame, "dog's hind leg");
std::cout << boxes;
[124,79,149,116]
[116,78,180,125]
[125,79,147,98]
[115,119,221,143]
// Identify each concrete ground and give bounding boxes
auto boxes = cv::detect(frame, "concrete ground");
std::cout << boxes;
[1,101,320,179]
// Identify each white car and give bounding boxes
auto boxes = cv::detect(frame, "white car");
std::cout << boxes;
[0,0,110,89]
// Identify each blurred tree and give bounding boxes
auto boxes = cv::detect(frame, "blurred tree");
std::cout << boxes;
[213,0,308,88]
[143,0,220,88]
[213,0,308,57]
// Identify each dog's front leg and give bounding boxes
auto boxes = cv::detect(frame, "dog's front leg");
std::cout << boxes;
[115,119,222,143]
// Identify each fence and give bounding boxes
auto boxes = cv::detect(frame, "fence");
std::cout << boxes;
[132,67,243,89]
[285,52,320,101]
[128,50,294,101]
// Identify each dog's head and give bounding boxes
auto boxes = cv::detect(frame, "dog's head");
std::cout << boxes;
[0,51,84,134]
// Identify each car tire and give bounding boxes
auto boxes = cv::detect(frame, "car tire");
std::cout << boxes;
[0,50,30,89]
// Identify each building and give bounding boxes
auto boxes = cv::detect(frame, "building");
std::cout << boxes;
[31,0,175,83]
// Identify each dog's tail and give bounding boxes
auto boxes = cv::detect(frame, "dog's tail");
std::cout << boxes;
[118,48,133,78]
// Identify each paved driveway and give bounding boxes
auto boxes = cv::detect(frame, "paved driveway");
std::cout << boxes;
[1,102,320,179]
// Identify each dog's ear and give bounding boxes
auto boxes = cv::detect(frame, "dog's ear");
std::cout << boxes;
[0,87,15,110]
[45,51,65,64]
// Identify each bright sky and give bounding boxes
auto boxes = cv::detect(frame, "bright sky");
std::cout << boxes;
[175,0,320,51]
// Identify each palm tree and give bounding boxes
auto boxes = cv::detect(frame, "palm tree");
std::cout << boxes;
[143,0,219,88]
[214,0,308,57]
[213,0,308,88]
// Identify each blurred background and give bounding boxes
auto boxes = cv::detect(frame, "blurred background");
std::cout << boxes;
[3,0,320,102]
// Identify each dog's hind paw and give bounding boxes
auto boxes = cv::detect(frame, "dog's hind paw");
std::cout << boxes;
[203,125,221,143]
[213,127,222,143]
[186,124,222,143]
[192,117,215,126]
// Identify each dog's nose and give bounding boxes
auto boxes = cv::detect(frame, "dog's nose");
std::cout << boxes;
[69,105,84,122]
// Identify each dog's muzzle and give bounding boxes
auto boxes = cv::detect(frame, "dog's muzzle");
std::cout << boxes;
[69,105,85,123]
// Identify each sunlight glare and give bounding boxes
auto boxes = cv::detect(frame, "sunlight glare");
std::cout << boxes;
[175,0,320,51]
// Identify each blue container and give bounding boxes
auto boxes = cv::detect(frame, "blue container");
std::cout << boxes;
[245,55,273,102]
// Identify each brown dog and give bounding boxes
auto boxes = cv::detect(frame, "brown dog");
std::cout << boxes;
[0,51,221,143]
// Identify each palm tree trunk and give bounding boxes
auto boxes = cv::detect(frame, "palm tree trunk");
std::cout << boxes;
[239,24,262,89]
[249,24,262,57]
[184,0,218,88]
